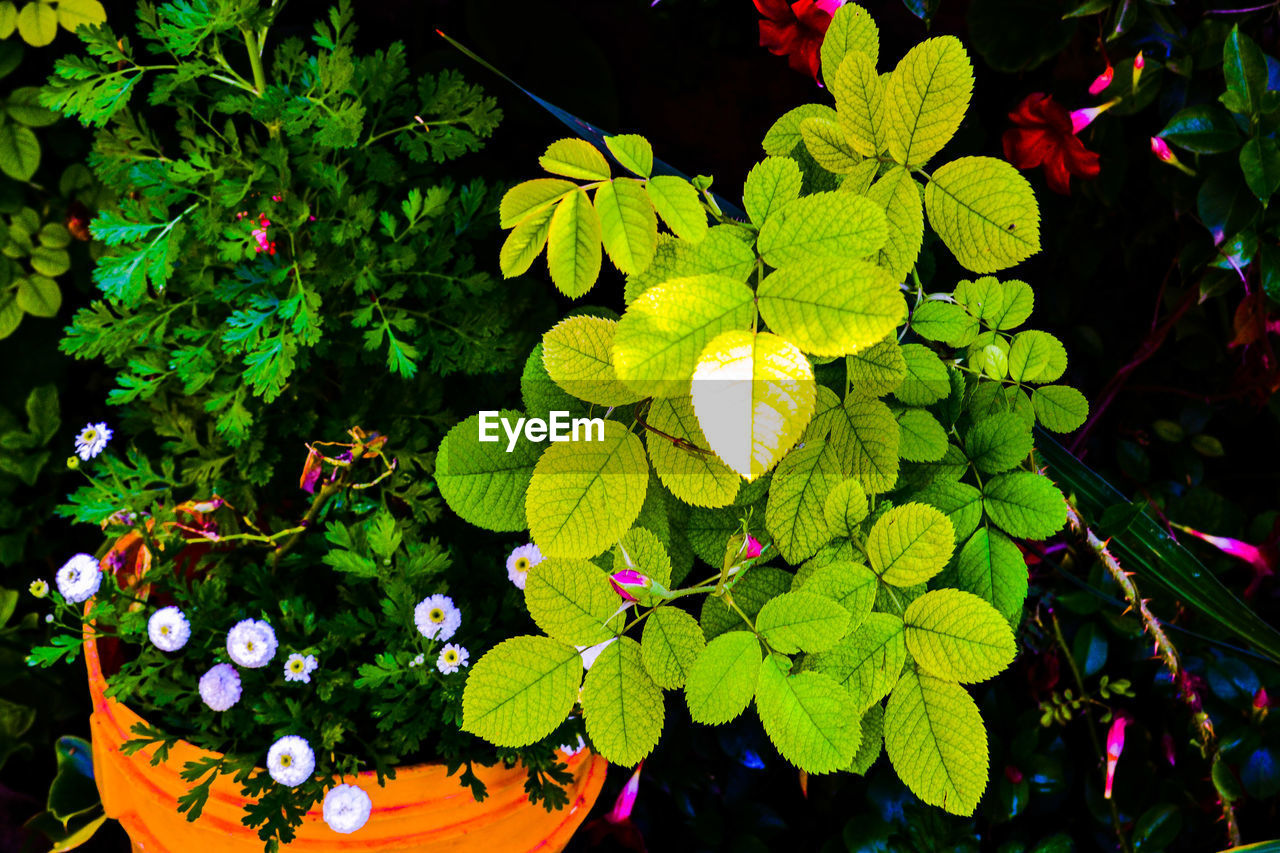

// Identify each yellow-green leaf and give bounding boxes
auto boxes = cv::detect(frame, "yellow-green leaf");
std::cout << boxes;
[525,420,650,559]
[0,3,16,39]
[685,630,762,724]
[865,165,924,280]
[499,204,554,278]
[763,104,838,156]
[904,588,1017,682]
[546,189,603,298]
[826,395,900,493]
[16,1,56,46]
[645,394,741,508]
[542,315,642,407]
[744,156,803,227]
[924,157,1041,273]
[641,606,705,689]
[55,0,105,32]
[1008,330,1067,383]
[613,273,756,398]
[801,115,863,174]
[765,440,843,563]
[757,258,905,357]
[16,276,59,317]
[500,178,577,228]
[645,175,709,242]
[807,611,905,711]
[691,330,817,481]
[755,655,861,774]
[846,336,906,399]
[462,636,582,747]
[604,134,654,178]
[757,191,887,268]
[821,3,879,85]
[882,36,973,167]
[835,52,884,157]
[867,503,955,586]
[540,138,611,180]
[525,558,625,646]
[581,637,664,766]
[595,178,657,276]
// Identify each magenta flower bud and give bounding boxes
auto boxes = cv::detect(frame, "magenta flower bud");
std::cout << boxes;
[609,570,650,602]
[1104,714,1128,799]
[1255,686,1270,710]
[1088,64,1113,96]
[1151,136,1174,163]
[744,536,763,559]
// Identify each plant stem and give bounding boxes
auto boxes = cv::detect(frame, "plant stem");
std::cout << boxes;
[270,480,341,568]
[1049,609,1132,853]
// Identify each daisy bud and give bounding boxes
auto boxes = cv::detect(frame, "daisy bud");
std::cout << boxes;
[29,579,48,598]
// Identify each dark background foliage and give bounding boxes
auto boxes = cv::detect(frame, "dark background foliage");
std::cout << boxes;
[3,0,1278,851]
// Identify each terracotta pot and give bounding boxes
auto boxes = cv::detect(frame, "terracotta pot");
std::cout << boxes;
[84,634,607,852]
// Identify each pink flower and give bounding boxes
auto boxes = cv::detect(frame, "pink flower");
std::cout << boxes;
[1133,51,1145,87]
[610,570,650,602]
[1151,136,1174,162]
[1162,732,1176,767]
[1088,61,1113,96]
[745,536,764,559]
[584,762,646,852]
[1173,522,1277,598]
[1104,714,1129,799]
[1255,687,1271,710]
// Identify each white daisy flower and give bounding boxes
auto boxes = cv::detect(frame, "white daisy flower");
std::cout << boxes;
[198,663,242,711]
[505,543,543,590]
[55,553,102,604]
[284,653,319,683]
[413,594,461,641]
[436,643,469,675]
[408,653,426,668]
[323,783,372,834]
[558,735,587,757]
[148,606,191,652]
[226,618,278,668]
[74,422,113,461]
[266,735,315,787]
[577,638,616,671]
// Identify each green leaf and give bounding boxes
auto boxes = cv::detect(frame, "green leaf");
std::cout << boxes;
[904,589,1016,682]
[823,478,869,537]
[6,87,58,128]
[924,157,1041,273]
[595,178,658,276]
[895,343,950,406]
[865,165,925,279]
[645,394,741,508]
[581,637,664,766]
[821,3,880,85]
[29,246,69,277]
[16,276,59,317]
[16,1,56,46]
[56,0,106,32]
[462,636,583,747]
[645,175,708,242]
[1222,26,1267,116]
[38,223,70,249]
[847,336,906,398]
[801,116,863,174]
[965,411,1033,473]
[546,188,603,297]
[614,526,674,587]
[500,178,577,228]
[1240,135,1280,202]
[758,258,905,357]
[0,123,39,181]
[955,276,1034,330]
[756,591,851,654]
[0,6,15,41]
[1008,330,1067,383]
[797,560,877,629]
[913,480,983,543]
[982,471,1066,539]
[807,612,906,711]
[757,191,887,268]
[540,138,610,180]
[526,421,650,559]
[1031,385,1089,432]
[0,293,20,338]
[685,630,762,724]
[700,566,791,639]
[953,526,1027,622]
[744,156,803,227]
[835,51,884,157]
[755,655,861,774]
[614,273,756,398]
[911,300,978,346]
[641,606,705,688]
[763,104,838,157]
[499,204,555,278]
[884,668,989,815]
[827,396,900,493]
[525,558,624,646]
[867,503,955,586]
[692,330,817,481]
[542,315,641,407]
[436,410,541,532]
[625,225,755,304]
[896,408,947,462]
[766,440,843,563]
[883,36,973,167]
[604,134,654,178]
[849,703,884,774]
[1157,105,1241,154]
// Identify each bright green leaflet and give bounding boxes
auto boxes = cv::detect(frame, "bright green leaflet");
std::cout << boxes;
[923,157,1040,274]
[953,526,1028,622]
[982,471,1067,539]
[644,395,741,508]
[765,440,842,564]
[542,315,643,407]
[685,630,762,725]
[594,178,658,276]
[462,636,583,747]
[757,258,905,357]
[903,589,1017,682]
[867,503,955,586]
[581,638,665,766]
[436,410,540,532]
[524,558,624,646]
[755,591,851,654]
[807,611,906,712]
[546,188,603,298]
[755,655,862,774]
[641,606,705,689]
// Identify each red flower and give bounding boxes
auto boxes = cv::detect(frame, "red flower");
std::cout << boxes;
[1002,93,1101,195]
[754,0,844,83]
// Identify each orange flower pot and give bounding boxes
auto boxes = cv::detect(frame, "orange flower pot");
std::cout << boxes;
[84,634,607,852]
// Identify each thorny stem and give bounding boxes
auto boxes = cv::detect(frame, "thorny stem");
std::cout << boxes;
[1064,502,1241,847]
[269,480,340,569]
[1048,609,1132,853]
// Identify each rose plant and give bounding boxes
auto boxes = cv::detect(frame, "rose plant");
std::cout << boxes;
[438,3,1091,816]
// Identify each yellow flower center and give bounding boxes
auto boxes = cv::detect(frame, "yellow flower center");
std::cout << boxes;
[246,641,256,652]
[515,558,530,570]
[445,650,458,663]
[429,608,445,623]
[280,755,292,767]
[290,659,304,672]
[81,429,98,442]
[160,625,170,635]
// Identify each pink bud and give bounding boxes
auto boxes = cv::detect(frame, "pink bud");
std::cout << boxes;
[1104,715,1128,799]
[744,536,763,559]
[1088,64,1114,96]
[1134,51,1145,71]
[1070,99,1119,133]
[1255,687,1270,710]
[1162,732,1176,767]
[606,762,643,824]
[609,570,650,602]
[1004,765,1023,784]
[1151,136,1175,163]
[271,194,283,201]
